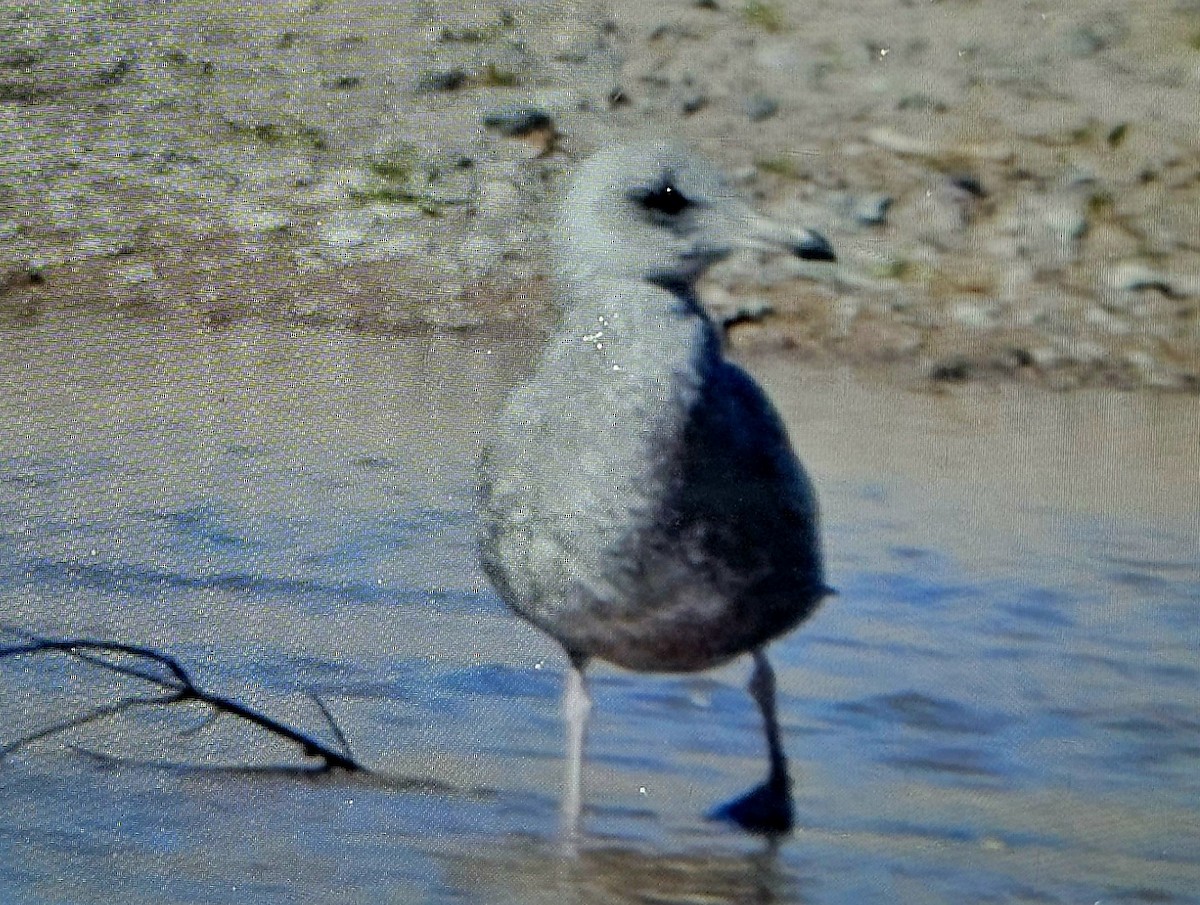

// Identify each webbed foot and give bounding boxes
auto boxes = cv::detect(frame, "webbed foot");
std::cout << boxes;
[707,778,793,835]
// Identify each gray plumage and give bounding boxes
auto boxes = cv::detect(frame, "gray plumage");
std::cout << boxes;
[478,141,834,835]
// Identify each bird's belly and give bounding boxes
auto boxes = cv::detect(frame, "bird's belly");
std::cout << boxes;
[544,550,817,673]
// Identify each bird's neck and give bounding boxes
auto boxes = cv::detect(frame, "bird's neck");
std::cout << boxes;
[550,275,720,380]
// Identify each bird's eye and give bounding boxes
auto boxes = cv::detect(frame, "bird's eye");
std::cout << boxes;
[636,181,690,216]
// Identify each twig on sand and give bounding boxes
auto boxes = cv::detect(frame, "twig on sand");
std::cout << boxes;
[0,626,364,773]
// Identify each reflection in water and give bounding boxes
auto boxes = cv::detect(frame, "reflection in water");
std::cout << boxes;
[0,313,1198,904]
[444,836,800,905]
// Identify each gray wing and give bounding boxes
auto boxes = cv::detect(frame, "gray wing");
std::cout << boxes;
[664,357,826,604]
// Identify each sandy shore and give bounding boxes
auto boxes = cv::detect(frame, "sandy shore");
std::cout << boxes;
[2,0,1198,390]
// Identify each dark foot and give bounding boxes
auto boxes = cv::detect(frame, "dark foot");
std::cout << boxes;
[707,779,793,835]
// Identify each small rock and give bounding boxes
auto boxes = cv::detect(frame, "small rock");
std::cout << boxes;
[1045,203,1088,240]
[1064,25,1107,57]
[928,356,971,382]
[704,286,774,327]
[679,90,708,115]
[306,168,371,205]
[1028,347,1062,369]
[12,260,45,286]
[854,194,893,227]
[1122,349,1178,387]
[416,68,469,92]
[896,93,948,113]
[76,237,135,259]
[96,56,135,87]
[1059,338,1107,365]
[867,127,1013,163]
[951,301,995,329]
[321,74,363,90]
[226,205,291,234]
[482,105,555,136]
[117,263,157,285]
[831,296,861,336]
[718,166,750,186]
[745,94,779,122]
[719,300,775,328]
[607,85,631,106]
[949,174,987,199]
[907,183,976,236]
[25,255,58,281]
[1106,263,1198,298]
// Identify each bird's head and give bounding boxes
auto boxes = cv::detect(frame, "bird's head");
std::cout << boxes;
[556,141,835,292]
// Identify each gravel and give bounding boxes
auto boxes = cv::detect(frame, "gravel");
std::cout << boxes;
[2,0,1197,391]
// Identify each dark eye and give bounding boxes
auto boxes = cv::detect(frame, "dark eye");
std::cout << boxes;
[637,181,690,216]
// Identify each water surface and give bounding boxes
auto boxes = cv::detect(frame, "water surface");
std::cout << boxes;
[1,313,1197,904]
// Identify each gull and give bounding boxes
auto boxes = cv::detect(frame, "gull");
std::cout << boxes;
[479,141,835,836]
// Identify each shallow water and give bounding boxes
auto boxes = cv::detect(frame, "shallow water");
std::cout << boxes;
[1,313,1197,905]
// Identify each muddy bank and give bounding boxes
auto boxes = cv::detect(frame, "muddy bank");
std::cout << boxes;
[1,0,1198,390]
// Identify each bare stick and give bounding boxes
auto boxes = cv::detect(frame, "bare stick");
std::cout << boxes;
[310,692,355,763]
[0,630,364,773]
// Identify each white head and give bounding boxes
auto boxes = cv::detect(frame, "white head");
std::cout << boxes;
[554,141,834,292]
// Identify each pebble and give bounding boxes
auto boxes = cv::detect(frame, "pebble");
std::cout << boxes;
[927,356,972,382]
[1001,193,1089,266]
[745,94,779,122]
[1064,25,1107,58]
[951,301,996,330]
[1107,263,1198,298]
[719,299,774,328]
[415,68,468,92]
[321,74,363,91]
[305,169,374,205]
[1122,349,1177,388]
[867,127,1013,163]
[703,285,774,326]
[318,210,374,249]
[225,204,292,234]
[853,194,893,227]
[851,319,924,362]
[482,106,555,136]
[76,236,136,259]
[117,263,157,285]
[907,182,975,236]
[679,90,708,116]
[1028,346,1062,370]
[831,296,861,336]
[6,0,1193,394]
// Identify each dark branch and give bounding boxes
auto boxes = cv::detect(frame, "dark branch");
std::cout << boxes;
[311,692,355,763]
[0,629,365,773]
